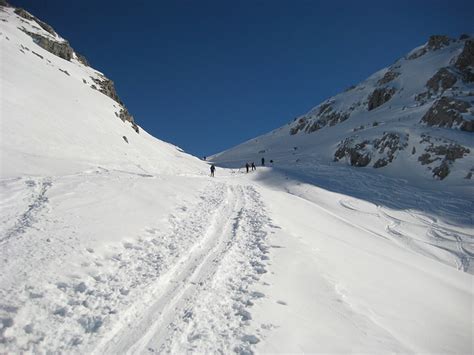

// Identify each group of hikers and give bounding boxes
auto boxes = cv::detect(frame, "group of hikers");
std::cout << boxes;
[209,157,268,177]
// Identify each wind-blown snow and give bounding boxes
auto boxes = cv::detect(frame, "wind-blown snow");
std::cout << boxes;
[0,4,472,354]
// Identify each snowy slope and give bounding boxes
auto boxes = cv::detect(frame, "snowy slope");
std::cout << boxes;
[1,3,473,354]
[0,5,206,177]
[211,34,474,184]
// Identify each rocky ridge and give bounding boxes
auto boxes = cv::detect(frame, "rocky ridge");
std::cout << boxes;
[213,34,473,181]
[4,3,139,134]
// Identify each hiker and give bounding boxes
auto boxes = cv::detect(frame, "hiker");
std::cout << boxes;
[261,157,265,166]
[210,164,216,177]
[251,162,256,171]
[245,162,250,173]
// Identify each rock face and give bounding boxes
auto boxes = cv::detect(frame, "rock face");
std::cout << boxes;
[22,30,73,61]
[367,87,395,111]
[12,2,140,135]
[427,35,451,50]
[119,108,139,134]
[421,97,473,132]
[14,7,55,35]
[455,40,474,71]
[91,76,123,105]
[408,35,452,60]
[290,101,351,135]
[334,132,408,168]
[418,135,470,179]
[426,68,457,92]
[377,70,400,85]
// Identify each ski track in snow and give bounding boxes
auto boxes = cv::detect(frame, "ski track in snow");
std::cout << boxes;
[97,183,271,354]
[0,177,52,245]
[0,176,271,353]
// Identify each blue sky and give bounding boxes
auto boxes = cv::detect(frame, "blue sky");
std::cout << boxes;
[14,0,473,157]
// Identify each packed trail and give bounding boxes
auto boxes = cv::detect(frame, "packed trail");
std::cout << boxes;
[0,165,472,354]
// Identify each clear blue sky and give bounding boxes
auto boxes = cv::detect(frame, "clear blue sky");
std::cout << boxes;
[14,0,473,157]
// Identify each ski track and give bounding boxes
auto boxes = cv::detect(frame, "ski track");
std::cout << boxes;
[97,183,271,354]
[0,177,52,245]
[0,178,271,353]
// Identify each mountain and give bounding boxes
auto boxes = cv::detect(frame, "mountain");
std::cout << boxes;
[0,2,206,178]
[211,34,474,183]
[0,3,472,354]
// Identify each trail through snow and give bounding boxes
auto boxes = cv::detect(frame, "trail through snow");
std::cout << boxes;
[0,167,472,353]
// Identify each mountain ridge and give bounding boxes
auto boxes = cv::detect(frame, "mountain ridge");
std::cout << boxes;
[212,34,474,183]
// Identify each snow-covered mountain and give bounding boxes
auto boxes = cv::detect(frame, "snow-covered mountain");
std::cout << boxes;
[212,34,474,183]
[1,3,472,354]
[0,3,206,178]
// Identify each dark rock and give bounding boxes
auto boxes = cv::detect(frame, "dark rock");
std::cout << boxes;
[418,134,470,179]
[455,40,474,71]
[122,136,128,143]
[412,146,416,155]
[22,30,73,61]
[427,35,451,50]
[460,34,470,40]
[368,87,396,111]
[334,137,371,167]
[408,35,451,60]
[91,75,123,105]
[118,108,139,134]
[76,53,89,66]
[0,0,10,6]
[465,172,473,179]
[418,153,438,165]
[15,8,55,35]
[421,96,472,130]
[58,68,70,76]
[377,70,400,85]
[290,117,307,135]
[432,161,450,180]
[426,67,457,92]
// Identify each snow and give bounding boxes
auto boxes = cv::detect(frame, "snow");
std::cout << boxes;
[1,4,473,354]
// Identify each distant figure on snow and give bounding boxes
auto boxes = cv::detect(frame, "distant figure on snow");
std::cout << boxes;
[251,162,256,171]
[261,157,265,166]
[245,162,250,173]
[210,164,216,177]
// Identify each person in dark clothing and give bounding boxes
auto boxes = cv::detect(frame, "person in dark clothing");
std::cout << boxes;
[251,162,256,171]
[261,157,265,166]
[210,164,215,177]
[245,162,250,173]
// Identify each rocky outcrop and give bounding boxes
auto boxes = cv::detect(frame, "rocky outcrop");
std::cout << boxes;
[426,68,457,92]
[418,134,470,179]
[367,87,395,110]
[91,75,123,105]
[0,0,10,7]
[15,8,55,35]
[372,133,408,168]
[427,35,451,50]
[377,70,400,85]
[421,97,473,132]
[289,101,351,135]
[334,132,408,168]
[21,30,73,61]
[455,40,474,71]
[118,108,139,134]
[334,137,371,167]
[290,117,307,135]
[76,53,89,66]
[408,35,452,60]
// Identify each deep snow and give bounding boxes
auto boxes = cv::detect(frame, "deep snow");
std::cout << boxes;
[1,4,473,354]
